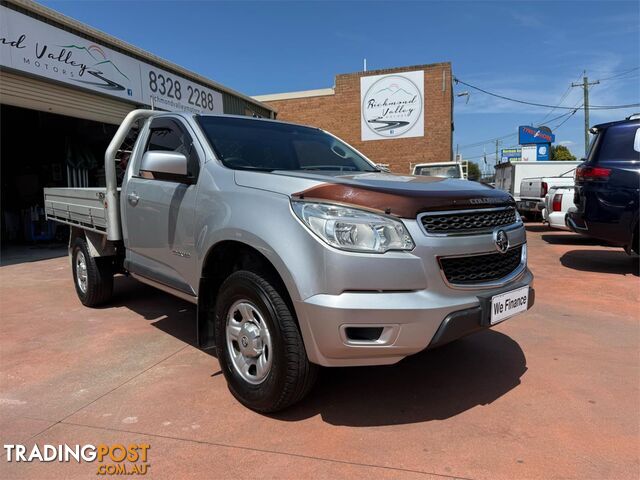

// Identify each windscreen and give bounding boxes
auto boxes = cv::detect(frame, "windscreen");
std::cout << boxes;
[197,116,377,172]
[415,165,462,178]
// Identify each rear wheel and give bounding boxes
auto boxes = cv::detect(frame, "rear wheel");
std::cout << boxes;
[71,237,113,307]
[215,270,317,412]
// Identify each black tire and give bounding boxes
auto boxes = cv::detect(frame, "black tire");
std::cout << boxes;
[214,270,317,412]
[71,237,113,307]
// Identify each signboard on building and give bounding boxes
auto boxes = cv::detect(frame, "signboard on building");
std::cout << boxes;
[139,64,223,114]
[518,126,555,145]
[521,145,538,162]
[501,147,522,162]
[0,6,222,114]
[360,70,424,141]
[537,144,550,161]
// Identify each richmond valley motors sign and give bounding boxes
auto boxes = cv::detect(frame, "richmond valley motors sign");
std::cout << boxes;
[360,70,424,141]
[0,6,222,114]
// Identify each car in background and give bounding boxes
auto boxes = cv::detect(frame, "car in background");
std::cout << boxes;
[413,161,465,179]
[495,160,581,201]
[519,173,576,220]
[541,185,575,230]
[567,114,640,254]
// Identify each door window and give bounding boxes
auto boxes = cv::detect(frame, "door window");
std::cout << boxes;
[142,118,200,178]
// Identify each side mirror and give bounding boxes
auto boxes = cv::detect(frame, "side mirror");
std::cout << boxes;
[140,151,188,178]
[376,164,391,173]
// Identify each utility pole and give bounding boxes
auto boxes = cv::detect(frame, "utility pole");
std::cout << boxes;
[495,139,500,167]
[572,72,599,157]
[483,146,487,177]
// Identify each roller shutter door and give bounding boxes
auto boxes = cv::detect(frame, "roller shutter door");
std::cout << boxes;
[0,70,136,125]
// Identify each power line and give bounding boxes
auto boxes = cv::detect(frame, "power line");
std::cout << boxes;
[537,86,572,123]
[457,109,578,151]
[463,107,581,163]
[553,111,578,130]
[576,65,637,74]
[537,70,584,124]
[453,77,640,110]
[540,108,580,126]
[455,68,637,162]
[456,72,596,151]
[596,66,640,81]
[553,105,582,130]
[458,133,516,150]
[597,73,639,85]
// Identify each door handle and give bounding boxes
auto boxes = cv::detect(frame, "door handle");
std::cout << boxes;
[127,192,140,206]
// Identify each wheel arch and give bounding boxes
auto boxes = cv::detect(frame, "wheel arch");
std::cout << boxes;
[69,227,117,258]
[196,239,298,350]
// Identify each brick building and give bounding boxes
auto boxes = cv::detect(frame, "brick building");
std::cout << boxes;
[254,62,453,174]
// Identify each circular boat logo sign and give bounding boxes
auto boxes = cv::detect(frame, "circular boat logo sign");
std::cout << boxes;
[362,74,423,138]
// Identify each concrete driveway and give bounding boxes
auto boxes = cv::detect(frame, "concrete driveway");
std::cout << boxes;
[1,226,638,479]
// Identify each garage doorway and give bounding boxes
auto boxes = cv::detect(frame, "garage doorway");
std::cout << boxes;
[1,105,118,265]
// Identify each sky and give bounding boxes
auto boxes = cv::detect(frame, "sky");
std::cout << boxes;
[41,0,640,173]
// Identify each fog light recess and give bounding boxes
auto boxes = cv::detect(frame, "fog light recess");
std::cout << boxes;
[344,327,384,342]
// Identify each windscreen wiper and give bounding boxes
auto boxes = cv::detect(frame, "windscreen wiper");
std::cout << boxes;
[233,166,274,172]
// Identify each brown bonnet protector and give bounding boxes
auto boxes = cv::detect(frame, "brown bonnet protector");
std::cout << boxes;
[291,182,514,219]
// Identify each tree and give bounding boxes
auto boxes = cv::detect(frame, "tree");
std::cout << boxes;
[466,161,482,180]
[551,145,577,161]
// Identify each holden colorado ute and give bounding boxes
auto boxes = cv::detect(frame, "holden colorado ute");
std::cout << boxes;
[44,110,535,412]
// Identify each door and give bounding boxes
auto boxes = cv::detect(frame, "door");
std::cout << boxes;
[0,70,134,125]
[123,117,201,295]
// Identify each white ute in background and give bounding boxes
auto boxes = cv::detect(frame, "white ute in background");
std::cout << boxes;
[494,161,581,218]
[518,172,576,219]
[541,186,576,230]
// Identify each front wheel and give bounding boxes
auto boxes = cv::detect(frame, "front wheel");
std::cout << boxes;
[71,237,113,307]
[215,270,317,412]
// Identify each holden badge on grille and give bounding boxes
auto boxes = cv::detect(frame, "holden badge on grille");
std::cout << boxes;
[494,229,509,254]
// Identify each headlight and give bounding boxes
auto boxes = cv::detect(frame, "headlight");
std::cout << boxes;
[515,209,523,222]
[291,201,415,253]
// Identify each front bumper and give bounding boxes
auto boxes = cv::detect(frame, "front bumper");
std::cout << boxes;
[429,284,535,348]
[294,269,534,367]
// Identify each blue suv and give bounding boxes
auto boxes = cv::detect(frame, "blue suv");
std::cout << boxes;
[567,115,640,254]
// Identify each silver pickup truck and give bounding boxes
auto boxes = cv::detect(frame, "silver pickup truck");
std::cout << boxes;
[45,110,534,412]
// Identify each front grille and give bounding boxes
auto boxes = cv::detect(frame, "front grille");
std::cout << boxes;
[440,246,523,285]
[420,207,517,234]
